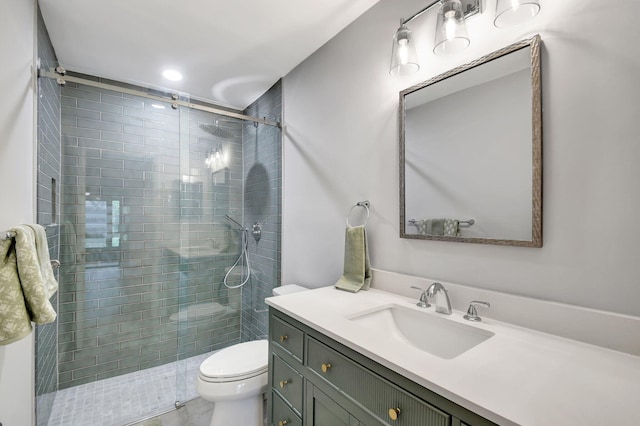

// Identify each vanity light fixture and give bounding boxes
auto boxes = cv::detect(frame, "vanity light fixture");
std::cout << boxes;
[390,0,479,75]
[389,0,541,76]
[389,22,420,77]
[205,145,227,173]
[494,0,541,28]
[433,0,470,56]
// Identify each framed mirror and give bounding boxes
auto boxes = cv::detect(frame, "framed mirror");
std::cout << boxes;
[400,35,542,247]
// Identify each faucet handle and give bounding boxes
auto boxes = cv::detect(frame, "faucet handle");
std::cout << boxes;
[410,286,430,308]
[464,301,490,322]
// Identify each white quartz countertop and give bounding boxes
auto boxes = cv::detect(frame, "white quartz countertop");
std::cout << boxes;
[265,286,640,426]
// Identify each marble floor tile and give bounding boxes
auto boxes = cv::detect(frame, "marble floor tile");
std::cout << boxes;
[47,352,212,426]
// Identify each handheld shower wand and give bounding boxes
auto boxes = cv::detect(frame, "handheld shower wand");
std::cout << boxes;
[223,215,251,288]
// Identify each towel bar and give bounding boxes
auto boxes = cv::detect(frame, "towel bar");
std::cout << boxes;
[1,228,62,269]
[1,224,58,241]
[408,218,475,227]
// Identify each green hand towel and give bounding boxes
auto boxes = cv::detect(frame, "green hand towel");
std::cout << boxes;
[0,238,33,345]
[0,225,57,345]
[335,225,372,293]
[443,219,460,236]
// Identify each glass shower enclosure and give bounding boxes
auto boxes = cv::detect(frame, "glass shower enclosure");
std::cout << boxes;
[35,73,281,425]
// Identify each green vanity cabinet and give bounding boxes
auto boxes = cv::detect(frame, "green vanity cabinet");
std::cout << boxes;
[268,308,497,426]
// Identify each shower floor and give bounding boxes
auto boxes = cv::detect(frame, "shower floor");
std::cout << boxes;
[47,352,212,426]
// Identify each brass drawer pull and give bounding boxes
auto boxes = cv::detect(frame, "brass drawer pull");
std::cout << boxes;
[279,335,288,343]
[278,420,289,426]
[321,363,332,373]
[388,407,401,421]
[279,379,289,388]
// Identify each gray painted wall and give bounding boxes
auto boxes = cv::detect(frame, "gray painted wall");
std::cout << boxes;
[282,0,640,317]
[0,0,36,424]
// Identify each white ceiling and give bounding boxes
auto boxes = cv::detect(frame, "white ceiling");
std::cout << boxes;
[39,0,380,110]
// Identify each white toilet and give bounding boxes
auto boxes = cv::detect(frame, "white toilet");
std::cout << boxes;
[196,284,308,426]
[196,339,269,426]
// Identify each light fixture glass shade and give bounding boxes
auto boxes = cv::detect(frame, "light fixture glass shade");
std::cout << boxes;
[390,24,420,76]
[494,0,541,28]
[433,0,470,56]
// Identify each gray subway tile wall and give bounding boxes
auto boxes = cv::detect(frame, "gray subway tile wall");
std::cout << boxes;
[241,80,283,341]
[35,5,61,426]
[58,79,246,389]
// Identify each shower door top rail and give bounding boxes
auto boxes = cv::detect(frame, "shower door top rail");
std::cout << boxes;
[38,67,281,128]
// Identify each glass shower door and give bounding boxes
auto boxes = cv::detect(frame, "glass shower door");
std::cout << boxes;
[55,80,189,425]
[174,110,245,405]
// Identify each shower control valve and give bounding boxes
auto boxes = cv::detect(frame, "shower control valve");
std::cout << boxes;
[252,222,262,242]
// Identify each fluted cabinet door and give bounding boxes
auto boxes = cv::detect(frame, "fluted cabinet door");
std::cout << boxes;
[307,382,360,426]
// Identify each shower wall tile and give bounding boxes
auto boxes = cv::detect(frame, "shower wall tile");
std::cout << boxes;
[36,6,60,426]
[241,80,282,341]
[59,79,245,389]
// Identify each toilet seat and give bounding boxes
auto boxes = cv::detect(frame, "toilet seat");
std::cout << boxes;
[199,340,268,383]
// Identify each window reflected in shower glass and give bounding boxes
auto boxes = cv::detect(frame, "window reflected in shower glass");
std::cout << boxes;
[85,200,107,248]
[51,178,57,224]
[85,200,121,249]
[112,201,120,247]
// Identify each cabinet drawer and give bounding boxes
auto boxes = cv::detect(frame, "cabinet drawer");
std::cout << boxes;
[272,390,302,426]
[306,337,450,426]
[272,316,304,361]
[272,353,303,414]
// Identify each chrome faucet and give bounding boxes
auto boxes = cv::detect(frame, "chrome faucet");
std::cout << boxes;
[426,282,452,315]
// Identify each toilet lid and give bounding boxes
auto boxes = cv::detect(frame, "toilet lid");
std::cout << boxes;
[199,340,269,382]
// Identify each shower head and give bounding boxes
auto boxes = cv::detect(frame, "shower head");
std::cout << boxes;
[199,121,233,139]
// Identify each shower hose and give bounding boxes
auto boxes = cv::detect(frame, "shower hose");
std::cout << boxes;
[223,227,251,288]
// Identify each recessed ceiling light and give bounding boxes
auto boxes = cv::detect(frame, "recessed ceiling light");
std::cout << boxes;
[151,104,166,109]
[162,69,183,81]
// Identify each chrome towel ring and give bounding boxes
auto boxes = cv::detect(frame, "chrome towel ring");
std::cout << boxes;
[346,201,370,227]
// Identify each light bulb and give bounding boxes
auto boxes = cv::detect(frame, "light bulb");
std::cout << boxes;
[445,16,457,41]
[398,39,409,64]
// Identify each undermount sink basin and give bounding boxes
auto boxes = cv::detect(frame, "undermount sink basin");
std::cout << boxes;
[348,304,494,359]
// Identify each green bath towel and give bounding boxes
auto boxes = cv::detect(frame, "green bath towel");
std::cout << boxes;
[335,225,372,293]
[0,225,57,345]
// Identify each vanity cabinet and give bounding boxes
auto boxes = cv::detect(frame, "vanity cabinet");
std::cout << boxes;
[268,308,496,426]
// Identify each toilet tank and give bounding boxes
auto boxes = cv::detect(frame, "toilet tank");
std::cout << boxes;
[272,284,308,296]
